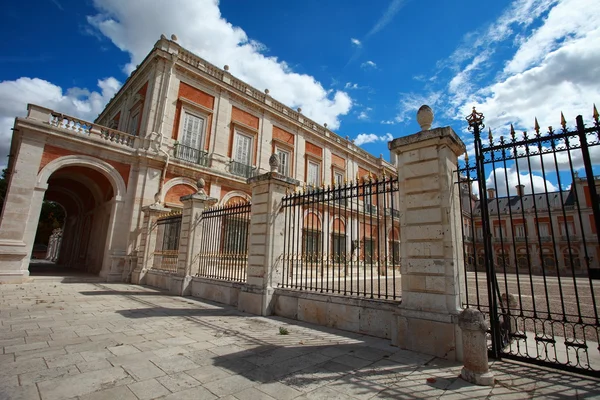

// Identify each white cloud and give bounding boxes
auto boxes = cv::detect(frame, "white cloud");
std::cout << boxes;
[361,60,377,69]
[394,91,442,124]
[357,107,372,121]
[381,120,397,125]
[354,132,393,146]
[350,38,361,47]
[365,0,407,38]
[484,166,559,197]
[87,0,352,129]
[0,77,121,166]
[345,82,359,89]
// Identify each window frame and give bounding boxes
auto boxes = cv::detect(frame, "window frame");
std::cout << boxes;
[127,104,142,136]
[178,108,208,152]
[274,145,292,177]
[232,129,254,166]
[306,159,321,188]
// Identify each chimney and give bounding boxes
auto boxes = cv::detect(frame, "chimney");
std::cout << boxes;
[516,184,525,197]
[487,188,495,199]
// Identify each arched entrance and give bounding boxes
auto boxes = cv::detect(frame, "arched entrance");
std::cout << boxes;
[34,156,128,278]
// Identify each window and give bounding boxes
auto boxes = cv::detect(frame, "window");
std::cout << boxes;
[177,111,207,164]
[496,254,510,269]
[364,238,375,262]
[389,240,400,263]
[334,171,344,187]
[233,131,253,165]
[158,217,182,251]
[231,131,254,177]
[331,233,346,262]
[538,224,549,237]
[128,108,141,136]
[563,248,581,270]
[275,147,291,177]
[515,225,525,238]
[303,229,321,258]
[307,160,321,188]
[222,216,249,255]
[559,221,575,236]
[517,256,528,270]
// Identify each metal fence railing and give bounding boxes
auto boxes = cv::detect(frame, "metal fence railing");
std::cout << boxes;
[153,214,182,273]
[197,202,251,282]
[280,175,401,300]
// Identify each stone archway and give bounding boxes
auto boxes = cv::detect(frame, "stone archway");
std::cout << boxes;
[34,156,128,279]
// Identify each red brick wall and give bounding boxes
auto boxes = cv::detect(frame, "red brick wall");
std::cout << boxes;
[164,184,196,206]
[231,107,259,129]
[273,126,294,145]
[305,142,322,158]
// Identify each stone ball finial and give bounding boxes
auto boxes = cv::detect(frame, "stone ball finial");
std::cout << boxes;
[269,153,280,173]
[297,107,302,113]
[417,105,434,131]
[171,34,178,41]
[264,89,270,94]
[160,34,167,40]
[224,65,230,71]
[196,177,206,194]
[324,123,328,128]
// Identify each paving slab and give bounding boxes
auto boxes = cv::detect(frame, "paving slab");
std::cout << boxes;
[1,280,599,400]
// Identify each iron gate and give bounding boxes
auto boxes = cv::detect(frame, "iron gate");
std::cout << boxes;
[458,107,600,376]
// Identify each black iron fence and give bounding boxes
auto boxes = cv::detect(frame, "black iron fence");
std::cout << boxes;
[174,143,209,166]
[458,106,600,376]
[197,201,251,282]
[280,175,401,300]
[154,213,182,273]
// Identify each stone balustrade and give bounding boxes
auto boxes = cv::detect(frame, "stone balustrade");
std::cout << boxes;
[26,104,140,150]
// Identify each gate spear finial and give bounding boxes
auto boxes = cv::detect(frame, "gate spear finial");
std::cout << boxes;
[593,104,599,124]
[560,112,567,130]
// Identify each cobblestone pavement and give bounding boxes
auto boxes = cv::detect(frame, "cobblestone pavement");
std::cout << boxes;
[1,280,599,399]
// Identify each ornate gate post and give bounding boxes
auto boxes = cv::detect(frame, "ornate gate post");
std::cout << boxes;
[388,105,466,360]
[238,154,299,316]
[132,204,171,284]
[171,179,217,296]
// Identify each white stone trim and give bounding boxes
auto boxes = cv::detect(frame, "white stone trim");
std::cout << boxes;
[221,190,251,206]
[161,177,198,203]
[37,155,127,201]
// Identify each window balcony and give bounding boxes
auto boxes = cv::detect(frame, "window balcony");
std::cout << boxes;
[384,208,400,218]
[364,204,378,215]
[174,143,209,166]
[230,161,256,178]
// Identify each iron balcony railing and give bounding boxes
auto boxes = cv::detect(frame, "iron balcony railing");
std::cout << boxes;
[174,143,209,166]
[230,161,256,178]
[364,204,378,215]
[384,208,400,218]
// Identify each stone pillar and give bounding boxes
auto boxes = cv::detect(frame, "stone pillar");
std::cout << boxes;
[239,156,299,315]
[171,181,217,296]
[0,123,47,283]
[458,308,494,386]
[388,105,466,360]
[131,204,170,284]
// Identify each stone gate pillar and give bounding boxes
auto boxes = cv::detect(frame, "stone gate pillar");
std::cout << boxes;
[239,155,299,315]
[171,179,217,296]
[388,105,466,360]
[131,203,171,284]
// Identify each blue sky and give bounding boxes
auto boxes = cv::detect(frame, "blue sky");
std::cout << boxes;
[0,0,598,190]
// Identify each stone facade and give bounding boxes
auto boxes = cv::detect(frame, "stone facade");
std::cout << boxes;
[0,36,394,284]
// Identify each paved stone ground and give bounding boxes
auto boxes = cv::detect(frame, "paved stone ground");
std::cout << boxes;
[1,280,599,400]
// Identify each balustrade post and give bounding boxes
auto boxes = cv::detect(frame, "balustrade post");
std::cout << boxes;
[171,179,217,296]
[388,105,467,360]
[239,155,299,315]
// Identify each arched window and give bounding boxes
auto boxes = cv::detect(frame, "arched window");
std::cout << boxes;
[563,248,580,270]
